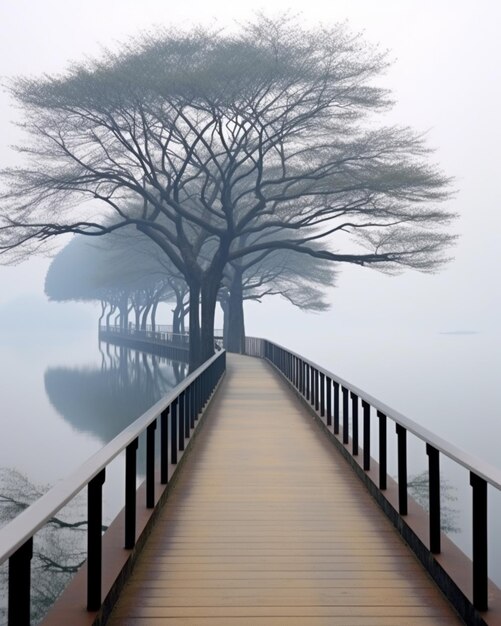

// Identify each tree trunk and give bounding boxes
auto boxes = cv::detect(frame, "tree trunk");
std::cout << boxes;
[172,302,183,334]
[172,306,180,334]
[200,277,220,362]
[188,282,201,370]
[180,303,188,334]
[199,247,228,363]
[119,294,128,330]
[227,270,245,354]
[134,305,140,330]
[151,299,159,332]
[220,296,229,349]
[141,303,152,330]
[106,304,116,330]
[98,301,106,329]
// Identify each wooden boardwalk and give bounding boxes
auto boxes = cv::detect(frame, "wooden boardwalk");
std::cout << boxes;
[107,354,462,625]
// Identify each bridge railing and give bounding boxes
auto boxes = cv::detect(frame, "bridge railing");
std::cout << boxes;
[132,324,224,335]
[0,349,226,626]
[100,325,190,346]
[244,336,266,358]
[100,326,225,353]
[245,336,501,618]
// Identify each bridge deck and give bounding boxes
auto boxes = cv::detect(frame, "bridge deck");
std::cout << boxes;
[107,354,461,625]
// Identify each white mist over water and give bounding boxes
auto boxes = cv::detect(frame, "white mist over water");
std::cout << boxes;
[247,306,501,585]
[0,329,186,505]
[0,0,500,611]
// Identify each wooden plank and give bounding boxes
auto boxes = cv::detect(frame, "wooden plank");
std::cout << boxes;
[112,605,457,618]
[114,619,460,626]
[106,355,462,625]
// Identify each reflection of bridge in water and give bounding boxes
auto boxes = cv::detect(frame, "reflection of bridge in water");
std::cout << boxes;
[45,343,187,449]
[1,337,501,625]
[99,325,192,362]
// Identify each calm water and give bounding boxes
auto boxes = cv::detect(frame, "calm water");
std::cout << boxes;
[0,329,188,624]
[286,327,501,586]
[0,327,500,622]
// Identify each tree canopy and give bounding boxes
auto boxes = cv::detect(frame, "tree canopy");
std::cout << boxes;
[0,15,455,364]
[45,230,185,330]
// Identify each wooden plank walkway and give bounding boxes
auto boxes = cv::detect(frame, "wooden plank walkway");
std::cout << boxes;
[107,354,462,625]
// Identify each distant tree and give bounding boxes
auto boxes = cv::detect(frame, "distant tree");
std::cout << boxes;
[1,15,455,366]
[45,231,187,331]
[221,249,336,352]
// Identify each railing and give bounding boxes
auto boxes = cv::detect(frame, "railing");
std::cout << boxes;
[244,336,265,358]
[0,349,226,626]
[132,324,175,333]
[101,325,190,346]
[100,326,225,353]
[133,324,224,336]
[245,337,501,622]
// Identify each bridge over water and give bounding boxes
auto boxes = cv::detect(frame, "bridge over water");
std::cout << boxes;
[1,337,500,625]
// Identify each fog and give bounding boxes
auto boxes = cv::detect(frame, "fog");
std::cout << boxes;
[0,4,500,429]
[0,6,500,621]
[1,2,500,333]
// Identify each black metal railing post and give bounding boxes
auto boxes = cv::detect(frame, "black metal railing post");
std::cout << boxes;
[326,377,332,427]
[146,420,157,508]
[161,408,169,484]
[351,392,359,456]
[203,369,208,405]
[362,400,370,471]
[314,370,319,412]
[8,537,33,626]
[342,386,349,444]
[171,398,178,464]
[470,472,488,611]
[426,444,441,554]
[320,373,325,417]
[125,438,138,549]
[378,411,387,490]
[185,387,191,439]
[87,468,106,611]
[196,377,201,419]
[190,384,195,429]
[333,381,340,434]
[396,424,408,515]
[178,392,185,451]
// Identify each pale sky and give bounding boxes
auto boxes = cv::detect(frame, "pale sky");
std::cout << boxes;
[0,0,500,338]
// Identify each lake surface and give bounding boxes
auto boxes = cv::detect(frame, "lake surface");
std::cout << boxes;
[0,328,188,624]
[284,327,501,587]
[0,326,500,623]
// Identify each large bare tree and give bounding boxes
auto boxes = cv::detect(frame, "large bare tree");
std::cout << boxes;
[0,16,455,365]
[221,247,336,353]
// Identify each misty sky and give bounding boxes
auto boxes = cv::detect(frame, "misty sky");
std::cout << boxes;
[0,0,500,339]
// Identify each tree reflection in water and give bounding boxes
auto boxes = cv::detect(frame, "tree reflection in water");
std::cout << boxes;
[0,344,187,624]
[45,342,187,443]
[408,470,459,534]
[0,468,95,624]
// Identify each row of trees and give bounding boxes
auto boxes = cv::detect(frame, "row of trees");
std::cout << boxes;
[45,227,336,352]
[0,16,455,365]
[45,230,190,334]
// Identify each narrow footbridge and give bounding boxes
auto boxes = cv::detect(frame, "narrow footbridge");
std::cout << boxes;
[1,338,501,625]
